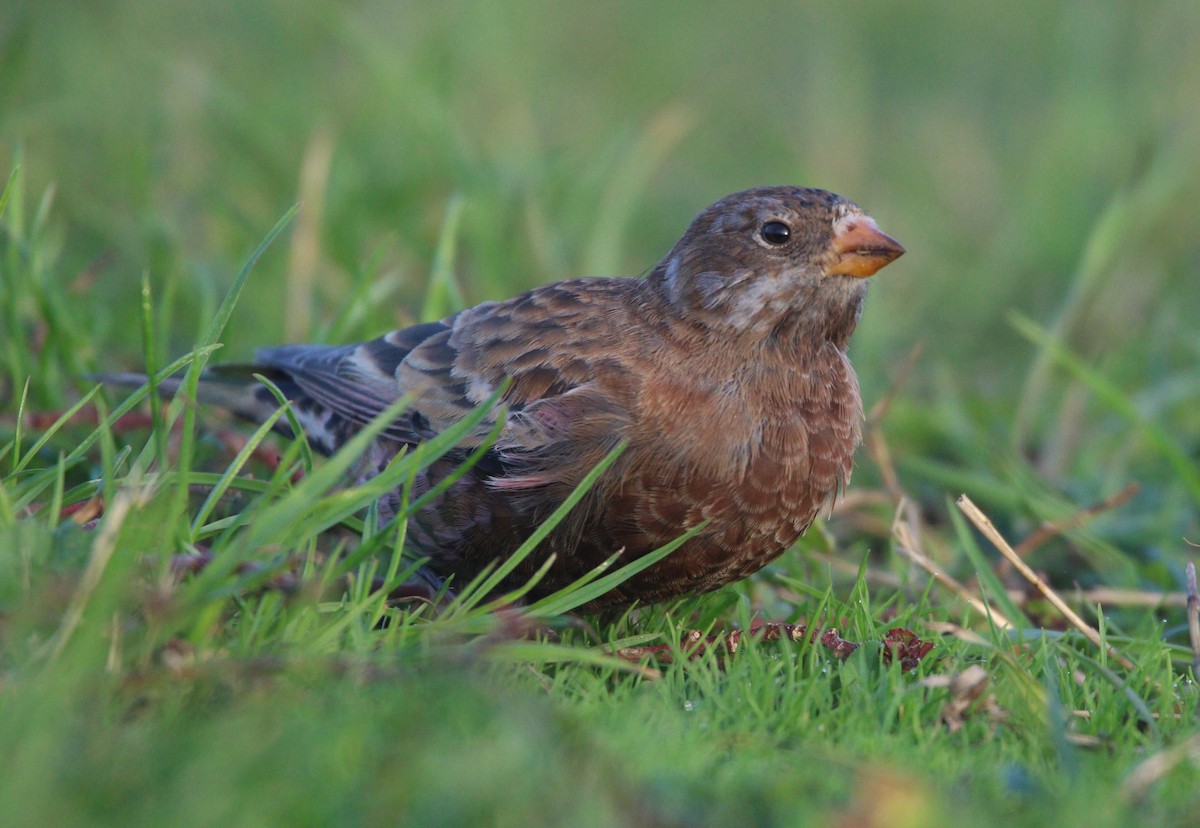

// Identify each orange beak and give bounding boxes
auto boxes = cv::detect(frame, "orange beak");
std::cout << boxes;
[825,216,906,278]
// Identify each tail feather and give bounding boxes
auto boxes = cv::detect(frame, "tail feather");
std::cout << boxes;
[91,367,290,425]
[90,363,405,456]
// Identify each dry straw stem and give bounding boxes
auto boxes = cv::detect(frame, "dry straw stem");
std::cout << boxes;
[956,494,1135,672]
[1004,481,1141,569]
[46,486,150,661]
[1120,731,1200,803]
[1186,561,1199,680]
[865,343,923,501]
[1062,587,1188,609]
[285,126,335,342]
[892,500,1014,629]
[923,620,994,647]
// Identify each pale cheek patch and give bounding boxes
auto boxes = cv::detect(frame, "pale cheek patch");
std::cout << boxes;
[724,274,795,329]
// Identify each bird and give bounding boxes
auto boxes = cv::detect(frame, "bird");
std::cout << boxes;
[110,186,904,612]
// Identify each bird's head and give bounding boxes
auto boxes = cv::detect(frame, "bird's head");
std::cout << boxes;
[650,186,904,344]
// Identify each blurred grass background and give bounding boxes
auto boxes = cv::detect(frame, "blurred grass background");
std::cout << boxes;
[2,1,1200,824]
[5,0,1199,555]
[5,0,1197,372]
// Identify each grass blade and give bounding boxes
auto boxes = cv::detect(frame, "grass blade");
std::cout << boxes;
[527,522,706,617]
[1011,313,1200,504]
[446,440,628,615]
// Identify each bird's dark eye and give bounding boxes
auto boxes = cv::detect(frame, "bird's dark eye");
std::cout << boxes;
[759,221,791,246]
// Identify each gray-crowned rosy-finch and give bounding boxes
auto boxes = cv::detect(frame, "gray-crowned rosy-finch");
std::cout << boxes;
[110,187,904,611]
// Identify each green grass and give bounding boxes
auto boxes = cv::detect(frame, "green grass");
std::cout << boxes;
[2,1,1200,825]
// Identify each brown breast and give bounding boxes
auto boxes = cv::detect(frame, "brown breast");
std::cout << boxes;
[583,340,862,607]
